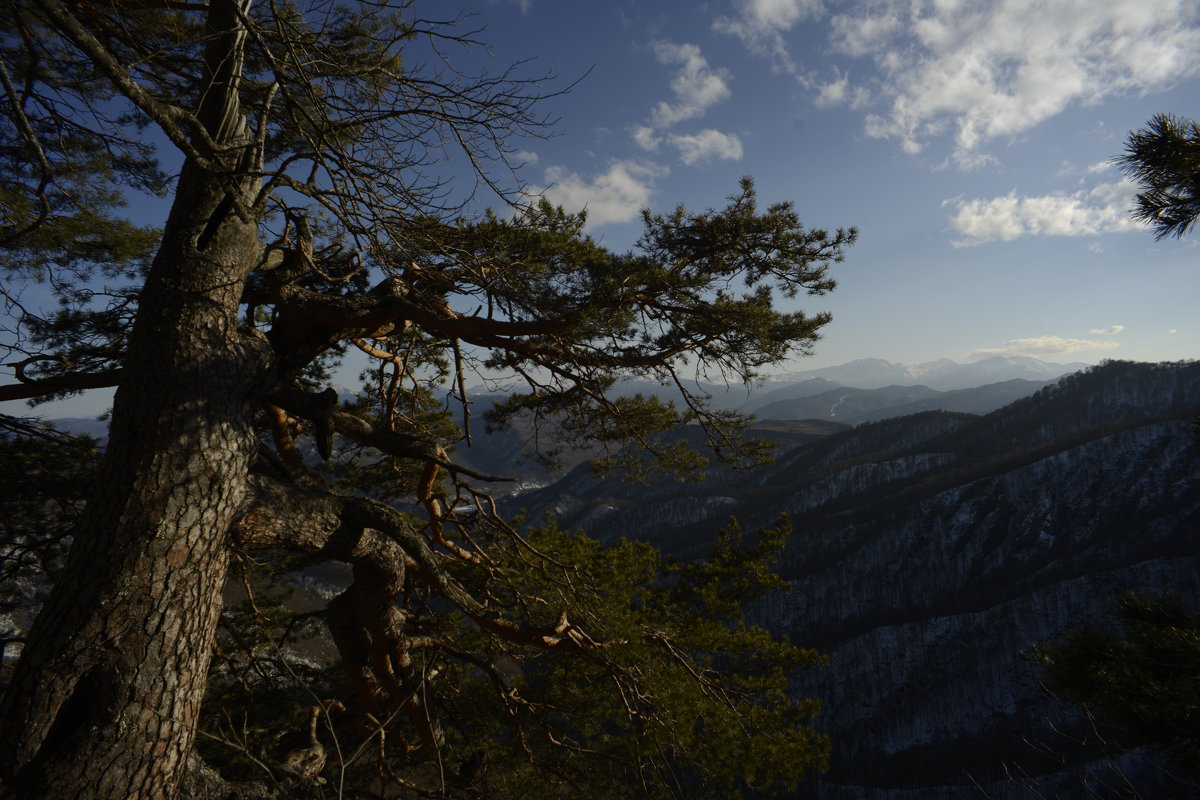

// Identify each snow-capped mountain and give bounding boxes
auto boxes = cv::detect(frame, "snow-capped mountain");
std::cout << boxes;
[774,356,1090,391]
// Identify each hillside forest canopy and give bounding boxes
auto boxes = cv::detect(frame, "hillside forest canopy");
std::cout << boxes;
[0,1,856,798]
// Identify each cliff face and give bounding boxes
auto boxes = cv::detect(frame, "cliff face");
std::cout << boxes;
[511,360,1200,797]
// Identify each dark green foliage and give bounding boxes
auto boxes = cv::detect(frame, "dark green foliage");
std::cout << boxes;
[199,514,827,799]
[328,329,461,501]
[1032,591,1200,769]
[1116,113,1200,240]
[483,515,828,799]
[468,183,853,478]
[1,0,168,381]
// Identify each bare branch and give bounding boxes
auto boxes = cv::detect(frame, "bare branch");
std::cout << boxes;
[0,367,123,402]
[36,0,220,165]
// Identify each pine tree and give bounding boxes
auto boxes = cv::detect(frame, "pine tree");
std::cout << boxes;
[1033,591,1200,773]
[0,2,854,797]
[1117,113,1200,240]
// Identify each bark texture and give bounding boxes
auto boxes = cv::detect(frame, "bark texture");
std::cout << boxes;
[0,4,267,796]
[0,161,266,798]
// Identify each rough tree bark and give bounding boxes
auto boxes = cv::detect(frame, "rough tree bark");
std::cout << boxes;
[0,2,269,797]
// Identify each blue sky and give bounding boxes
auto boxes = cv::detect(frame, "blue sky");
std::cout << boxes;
[464,0,1200,370]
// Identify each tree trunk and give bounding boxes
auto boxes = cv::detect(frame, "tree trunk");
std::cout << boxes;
[0,151,267,797]
[0,0,275,778]
[0,1,268,794]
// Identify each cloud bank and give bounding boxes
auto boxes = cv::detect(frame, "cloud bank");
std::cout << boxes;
[821,0,1200,166]
[971,335,1119,358]
[946,179,1140,246]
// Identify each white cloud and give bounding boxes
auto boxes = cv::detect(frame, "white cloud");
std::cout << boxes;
[946,178,1140,246]
[632,42,742,167]
[632,125,661,151]
[668,129,744,165]
[1089,325,1125,335]
[828,0,1200,166]
[1168,329,1178,335]
[971,335,1120,358]
[648,42,732,128]
[831,7,901,57]
[816,74,849,106]
[713,0,824,75]
[512,150,539,165]
[815,70,871,108]
[532,160,664,227]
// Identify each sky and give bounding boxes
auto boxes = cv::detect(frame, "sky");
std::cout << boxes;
[4,0,1199,419]
[460,0,1200,371]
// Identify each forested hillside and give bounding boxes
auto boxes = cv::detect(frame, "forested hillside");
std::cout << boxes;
[511,360,1200,797]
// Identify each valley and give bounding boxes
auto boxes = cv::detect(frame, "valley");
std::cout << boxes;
[503,359,1200,797]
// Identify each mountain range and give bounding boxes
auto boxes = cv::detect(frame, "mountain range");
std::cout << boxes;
[748,378,1053,426]
[602,356,1089,411]
[770,355,1090,391]
[47,356,1089,446]
[506,360,1200,798]
[453,357,1085,474]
